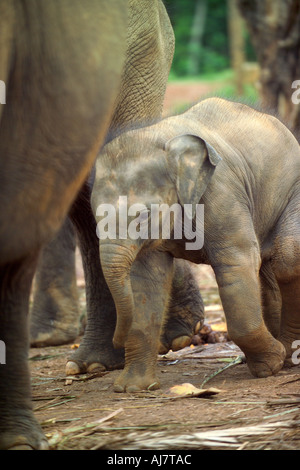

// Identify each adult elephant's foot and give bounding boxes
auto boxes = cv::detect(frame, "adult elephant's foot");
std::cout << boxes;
[66,340,125,375]
[234,324,286,378]
[30,218,81,347]
[30,315,81,347]
[0,411,49,450]
[30,312,81,347]
[30,286,81,347]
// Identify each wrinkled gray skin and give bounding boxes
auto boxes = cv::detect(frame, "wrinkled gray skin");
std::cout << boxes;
[31,0,204,375]
[0,0,127,449]
[93,97,300,392]
[30,0,176,348]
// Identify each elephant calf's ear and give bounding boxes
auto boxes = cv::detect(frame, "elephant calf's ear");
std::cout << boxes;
[164,134,221,213]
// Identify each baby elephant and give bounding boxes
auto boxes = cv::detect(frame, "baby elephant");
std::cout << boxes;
[92,97,300,392]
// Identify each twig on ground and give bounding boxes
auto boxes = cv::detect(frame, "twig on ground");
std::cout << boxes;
[200,355,244,388]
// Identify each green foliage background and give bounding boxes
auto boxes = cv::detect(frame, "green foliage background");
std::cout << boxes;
[163,0,256,78]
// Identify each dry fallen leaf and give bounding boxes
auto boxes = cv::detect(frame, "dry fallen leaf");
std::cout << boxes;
[167,382,222,398]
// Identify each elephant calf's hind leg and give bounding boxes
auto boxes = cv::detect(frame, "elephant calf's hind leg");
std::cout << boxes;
[159,260,204,354]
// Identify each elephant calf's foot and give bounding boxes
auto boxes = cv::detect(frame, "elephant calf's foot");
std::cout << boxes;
[235,325,286,378]
[114,369,160,393]
[159,320,202,354]
[160,259,204,354]
[245,344,286,377]
[66,342,125,375]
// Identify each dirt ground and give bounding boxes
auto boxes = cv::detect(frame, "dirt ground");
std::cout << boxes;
[29,82,300,451]
[29,266,300,451]
[162,80,222,116]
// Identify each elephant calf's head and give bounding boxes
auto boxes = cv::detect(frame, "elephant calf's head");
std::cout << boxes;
[91,124,221,347]
[93,127,221,233]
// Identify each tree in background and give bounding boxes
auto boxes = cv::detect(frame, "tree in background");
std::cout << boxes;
[227,0,245,95]
[237,0,300,132]
[164,0,231,76]
[187,0,207,76]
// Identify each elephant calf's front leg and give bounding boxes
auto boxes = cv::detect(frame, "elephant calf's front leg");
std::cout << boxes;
[114,252,174,392]
[159,259,204,354]
[114,326,162,393]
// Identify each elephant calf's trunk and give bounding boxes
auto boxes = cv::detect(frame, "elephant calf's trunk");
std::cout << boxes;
[99,243,136,349]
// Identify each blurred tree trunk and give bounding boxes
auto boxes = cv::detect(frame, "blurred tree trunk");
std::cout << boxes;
[237,0,300,133]
[187,0,207,76]
[228,0,245,95]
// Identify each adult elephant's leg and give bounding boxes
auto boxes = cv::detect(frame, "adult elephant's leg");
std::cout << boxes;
[0,0,128,450]
[66,182,124,375]
[30,218,80,346]
[159,259,204,354]
[0,254,48,450]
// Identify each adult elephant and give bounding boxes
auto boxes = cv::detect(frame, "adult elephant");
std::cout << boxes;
[0,0,128,450]
[30,0,204,377]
